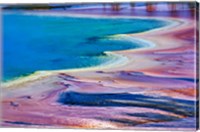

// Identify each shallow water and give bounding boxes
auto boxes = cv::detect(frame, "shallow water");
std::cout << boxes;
[2,12,167,81]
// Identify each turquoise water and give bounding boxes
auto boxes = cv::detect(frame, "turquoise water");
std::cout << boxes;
[2,12,167,81]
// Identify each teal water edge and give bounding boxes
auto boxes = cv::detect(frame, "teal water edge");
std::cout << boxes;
[2,12,167,81]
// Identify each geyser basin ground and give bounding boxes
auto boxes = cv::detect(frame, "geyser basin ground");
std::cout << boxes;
[1,2,198,131]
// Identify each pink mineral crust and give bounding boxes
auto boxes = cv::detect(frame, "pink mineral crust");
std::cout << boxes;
[1,3,198,131]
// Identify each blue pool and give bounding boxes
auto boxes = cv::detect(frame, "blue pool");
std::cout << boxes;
[2,12,167,81]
